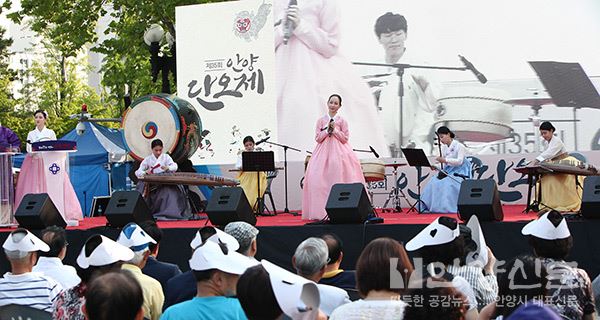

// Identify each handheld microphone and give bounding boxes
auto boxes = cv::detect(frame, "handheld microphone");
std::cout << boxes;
[458,55,487,84]
[283,0,298,45]
[369,145,380,158]
[256,136,271,145]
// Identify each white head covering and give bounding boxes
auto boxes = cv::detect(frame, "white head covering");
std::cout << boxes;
[2,228,49,253]
[262,260,320,320]
[116,223,156,251]
[521,212,571,240]
[189,226,240,252]
[76,235,135,269]
[189,240,257,273]
[405,217,460,251]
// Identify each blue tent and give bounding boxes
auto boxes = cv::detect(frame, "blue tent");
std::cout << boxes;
[14,122,129,216]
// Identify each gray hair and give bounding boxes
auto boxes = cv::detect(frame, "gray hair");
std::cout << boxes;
[293,237,328,277]
[4,231,30,260]
[127,248,148,266]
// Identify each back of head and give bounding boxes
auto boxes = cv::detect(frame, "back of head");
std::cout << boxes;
[40,226,67,258]
[321,233,343,265]
[404,277,467,320]
[528,211,573,260]
[237,264,283,319]
[356,237,414,297]
[85,270,143,320]
[496,254,547,318]
[293,237,328,277]
[4,229,30,261]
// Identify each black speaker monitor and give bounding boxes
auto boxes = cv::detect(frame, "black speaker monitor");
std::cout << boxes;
[325,183,372,224]
[105,191,154,228]
[581,176,600,218]
[15,193,67,229]
[458,179,503,222]
[206,187,256,226]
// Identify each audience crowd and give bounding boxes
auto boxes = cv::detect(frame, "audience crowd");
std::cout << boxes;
[1,210,599,320]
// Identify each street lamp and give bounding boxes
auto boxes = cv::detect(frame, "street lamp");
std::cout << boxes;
[143,24,176,94]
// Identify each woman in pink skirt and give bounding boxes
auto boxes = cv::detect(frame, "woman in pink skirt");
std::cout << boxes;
[14,110,82,221]
[302,94,365,220]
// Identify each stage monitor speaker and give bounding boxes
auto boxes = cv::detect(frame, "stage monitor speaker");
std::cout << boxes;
[458,179,503,222]
[105,191,154,228]
[15,193,67,229]
[206,187,256,226]
[581,176,600,218]
[325,183,372,224]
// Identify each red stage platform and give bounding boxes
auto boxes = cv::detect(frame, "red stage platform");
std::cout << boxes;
[0,205,535,231]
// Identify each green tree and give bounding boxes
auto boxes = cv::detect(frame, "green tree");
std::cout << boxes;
[0,25,25,144]
[5,0,232,109]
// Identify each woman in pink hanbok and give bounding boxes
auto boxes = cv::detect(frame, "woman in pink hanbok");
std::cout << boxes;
[14,110,82,221]
[274,0,389,161]
[302,94,365,220]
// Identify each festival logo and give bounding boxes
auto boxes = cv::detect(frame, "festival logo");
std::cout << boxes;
[49,163,61,175]
[233,2,272,41]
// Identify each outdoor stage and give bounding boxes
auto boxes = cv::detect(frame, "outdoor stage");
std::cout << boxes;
[1,205,600,280]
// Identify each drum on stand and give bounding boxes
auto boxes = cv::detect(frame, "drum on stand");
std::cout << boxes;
[434,87,513,142]
[122,94,203,162]
[360,159,385,182]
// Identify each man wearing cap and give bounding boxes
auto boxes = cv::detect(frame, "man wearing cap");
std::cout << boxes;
[163,226,238,310]
[117,223,164,320]
[522,211,595,320]
[292,237,350,316]
[0,228,63,312]
[405,217,479,320]
[161,238,256,320]
[32,226,81,290]
[224,221,259,259]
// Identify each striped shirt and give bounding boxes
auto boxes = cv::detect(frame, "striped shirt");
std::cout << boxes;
[447,265,498,310]
[0,272,63,312]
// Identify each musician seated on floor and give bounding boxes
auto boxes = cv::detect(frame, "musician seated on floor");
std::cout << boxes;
[533,121,583,212]
[135,139,190,220]
[420,126,472,213]
[235,136,267,212]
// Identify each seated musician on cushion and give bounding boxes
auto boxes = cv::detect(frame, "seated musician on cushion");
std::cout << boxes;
[533,121,583,212]
[135,139,190,220]
[235,136,268,213]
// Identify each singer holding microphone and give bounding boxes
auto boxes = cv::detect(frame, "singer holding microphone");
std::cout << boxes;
[235,135,268,211]
[302,94,365,220]
[420,126,471,213]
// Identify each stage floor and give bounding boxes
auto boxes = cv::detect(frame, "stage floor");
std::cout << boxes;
[1,205,535,231]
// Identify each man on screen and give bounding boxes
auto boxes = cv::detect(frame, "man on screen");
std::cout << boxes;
[374,12,438,155]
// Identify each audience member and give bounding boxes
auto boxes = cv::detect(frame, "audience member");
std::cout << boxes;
[403,277,468,320]
[293,237,351,316]
[522,211,595,320]
[329,237,413,320]
[163,226,239,309]
[444,224,498,310]
[506,301,561,320]
[238,260,326,320]
[32,225,81,289]
[318,233,357,291]
[479,254,548,319]
[53,234,134,320]
[224,221,259,258]
[83,270,144,320]
[161,238,257,319]
[139,220,182,293]
[117,223,164,320]
[0,228,62,313]
[405,217,479,320]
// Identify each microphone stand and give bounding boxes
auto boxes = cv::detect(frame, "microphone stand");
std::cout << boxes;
[262,140,301,215]
[353,61,468,158]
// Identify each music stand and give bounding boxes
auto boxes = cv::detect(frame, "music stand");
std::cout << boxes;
[242,151,275,215]
[529,61,600,150]
[401,148,433,213]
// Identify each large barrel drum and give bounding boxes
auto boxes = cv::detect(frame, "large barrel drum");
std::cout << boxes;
[122,94,202,162]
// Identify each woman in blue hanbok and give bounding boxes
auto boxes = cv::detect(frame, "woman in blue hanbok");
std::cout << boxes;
[420,126,471,213]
